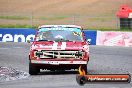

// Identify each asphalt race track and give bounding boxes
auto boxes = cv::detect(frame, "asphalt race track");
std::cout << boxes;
[0,42,132,88]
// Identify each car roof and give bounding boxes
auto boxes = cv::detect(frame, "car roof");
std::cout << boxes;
[38,25,82,29]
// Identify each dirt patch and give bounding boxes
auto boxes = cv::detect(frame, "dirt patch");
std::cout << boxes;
[0,0,132,29]
[0,66,29,82]
[0,0,132,16]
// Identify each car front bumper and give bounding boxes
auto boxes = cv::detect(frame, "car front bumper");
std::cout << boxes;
[31,60,87,65]
[30,60,87,70]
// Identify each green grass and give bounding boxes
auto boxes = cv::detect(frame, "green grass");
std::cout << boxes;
[40,15,68,20]
[0,24,132,31]
[86,28,132,31]
[0,24,37,28]
[87,17,114,22]
[0,16,29,20]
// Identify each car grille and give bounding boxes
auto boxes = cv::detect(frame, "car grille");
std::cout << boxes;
[35,50,83,59]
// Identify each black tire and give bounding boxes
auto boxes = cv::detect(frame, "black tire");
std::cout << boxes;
[50,69,55,72]
[29,62,39,75]
[76,75,87,85]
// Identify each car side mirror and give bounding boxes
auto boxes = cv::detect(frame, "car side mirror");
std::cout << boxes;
[86,39,91,45]
[27,40,33,43]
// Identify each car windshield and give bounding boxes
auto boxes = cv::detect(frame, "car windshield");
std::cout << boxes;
[35,27,83,42]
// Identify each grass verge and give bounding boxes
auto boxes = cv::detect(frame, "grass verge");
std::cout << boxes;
[0,24,37,28]
[0,16,29,20]
[0,24,132,31]
[40,15,68,20]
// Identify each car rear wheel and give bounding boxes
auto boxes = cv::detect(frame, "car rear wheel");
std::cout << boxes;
[29,62,39,75]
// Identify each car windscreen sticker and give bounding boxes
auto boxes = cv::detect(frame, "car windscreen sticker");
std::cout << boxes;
[39,28,81,33]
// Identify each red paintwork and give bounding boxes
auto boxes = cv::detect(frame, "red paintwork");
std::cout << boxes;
[116,5,132,18]
[29,25,89,69]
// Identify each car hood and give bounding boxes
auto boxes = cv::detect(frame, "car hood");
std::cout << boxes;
[31,41,87,50]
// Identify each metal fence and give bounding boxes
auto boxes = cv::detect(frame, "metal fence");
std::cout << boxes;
[0,12,129,29]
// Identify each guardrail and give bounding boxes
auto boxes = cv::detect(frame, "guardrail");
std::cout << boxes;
[0,28,132,47]
[0,28,36,42]
[96,31,132,47]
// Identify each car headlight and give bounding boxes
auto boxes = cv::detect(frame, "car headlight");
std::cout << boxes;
[83,45,89,52]
[34,50,43,57]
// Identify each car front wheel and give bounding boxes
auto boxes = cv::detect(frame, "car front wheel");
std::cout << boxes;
[29,62,39,75]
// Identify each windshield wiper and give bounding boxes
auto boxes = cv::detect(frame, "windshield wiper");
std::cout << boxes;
[54,39,74,42]
[65,40,73,42]
[37,39,53,42]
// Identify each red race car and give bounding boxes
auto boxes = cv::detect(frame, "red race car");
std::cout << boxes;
[29,25,89,75]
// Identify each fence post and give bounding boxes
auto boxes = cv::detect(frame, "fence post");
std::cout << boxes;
[116,17,119,30]
[30,12,33,28]
[73,15,76,24]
